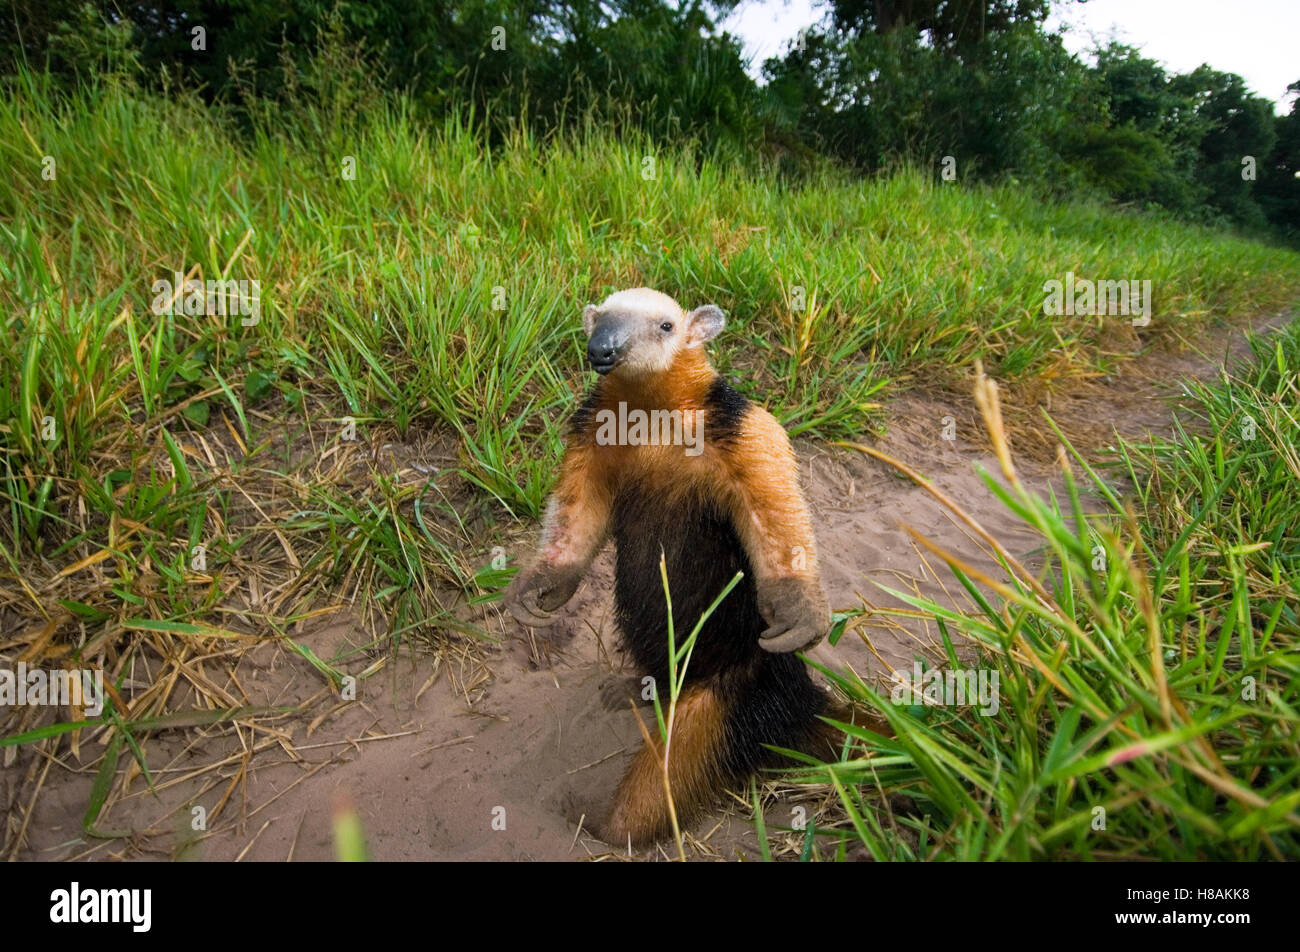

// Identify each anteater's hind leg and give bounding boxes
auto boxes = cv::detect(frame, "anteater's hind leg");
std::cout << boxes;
[599,659,856,846]
[601,683,728,847]
[719,652,844,777]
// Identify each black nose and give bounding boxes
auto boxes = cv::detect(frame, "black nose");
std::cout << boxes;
[587,328,624,374]
[587,321,628,374]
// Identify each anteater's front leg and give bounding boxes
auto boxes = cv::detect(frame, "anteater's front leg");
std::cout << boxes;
[504,442,611,626]
[722,407,831,653]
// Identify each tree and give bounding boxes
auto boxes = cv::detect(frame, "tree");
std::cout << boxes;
[827,0,1053,53]
[1172,64,1277,228]
[1258,81,1300,239]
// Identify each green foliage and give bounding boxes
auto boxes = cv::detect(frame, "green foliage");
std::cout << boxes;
[1258,82,1300,242]
[762,17,1298,235]
[3,2,1297,235]
[828,0,1053,52]
[765,19,1094,186]
[1,65,1297,673]
[797,321,1300,860]
[1172,65,1278,229]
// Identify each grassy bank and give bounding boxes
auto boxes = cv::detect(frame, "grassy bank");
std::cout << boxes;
[1,70,1298,776]
[796,322,1300,860]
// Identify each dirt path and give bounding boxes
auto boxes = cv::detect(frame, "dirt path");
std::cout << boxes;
[10,310,1291,862]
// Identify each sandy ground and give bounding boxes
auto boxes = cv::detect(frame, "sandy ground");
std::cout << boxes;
[6,312,1290,862]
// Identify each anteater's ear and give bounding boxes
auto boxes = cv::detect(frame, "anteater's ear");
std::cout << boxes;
[685,305,725,345]
[582,305,599,337]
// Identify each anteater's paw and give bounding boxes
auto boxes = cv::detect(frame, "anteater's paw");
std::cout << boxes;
[759,620,823,654]
[503,562,582,627]
[757,577,831,653]
[598,673,649,711]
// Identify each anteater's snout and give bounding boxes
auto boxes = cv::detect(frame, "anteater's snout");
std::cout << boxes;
[587,324,628,375]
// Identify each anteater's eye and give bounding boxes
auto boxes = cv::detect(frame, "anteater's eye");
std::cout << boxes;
[660,321,674,333]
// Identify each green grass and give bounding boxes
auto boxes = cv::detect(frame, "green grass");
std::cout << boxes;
[791,322,1300,860]
[1,65,1298,812]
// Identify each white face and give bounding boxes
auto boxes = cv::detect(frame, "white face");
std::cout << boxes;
[582,289,725,378]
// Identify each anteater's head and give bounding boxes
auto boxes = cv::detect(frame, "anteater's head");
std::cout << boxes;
[582,288,725,378]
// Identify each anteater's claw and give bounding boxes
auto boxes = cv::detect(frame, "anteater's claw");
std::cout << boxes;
[759,621,825,653]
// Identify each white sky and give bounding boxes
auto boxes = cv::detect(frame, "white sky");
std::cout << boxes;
[721,0,822,73]
[721,0,1300,113]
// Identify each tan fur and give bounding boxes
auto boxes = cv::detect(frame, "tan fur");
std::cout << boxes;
[715,407,822,585]
[602,685,728,846]
[579,345,821,587]
[537,446,611,567]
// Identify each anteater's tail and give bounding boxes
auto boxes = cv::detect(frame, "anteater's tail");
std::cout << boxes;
[600,655,854,846]
[601,683,729,846]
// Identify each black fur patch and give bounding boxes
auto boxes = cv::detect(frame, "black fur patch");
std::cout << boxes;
[609,475,825,779]
[568,383,604,440]
[703,377,749,447]
[719,653,830,776]
[611,478,762,684]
